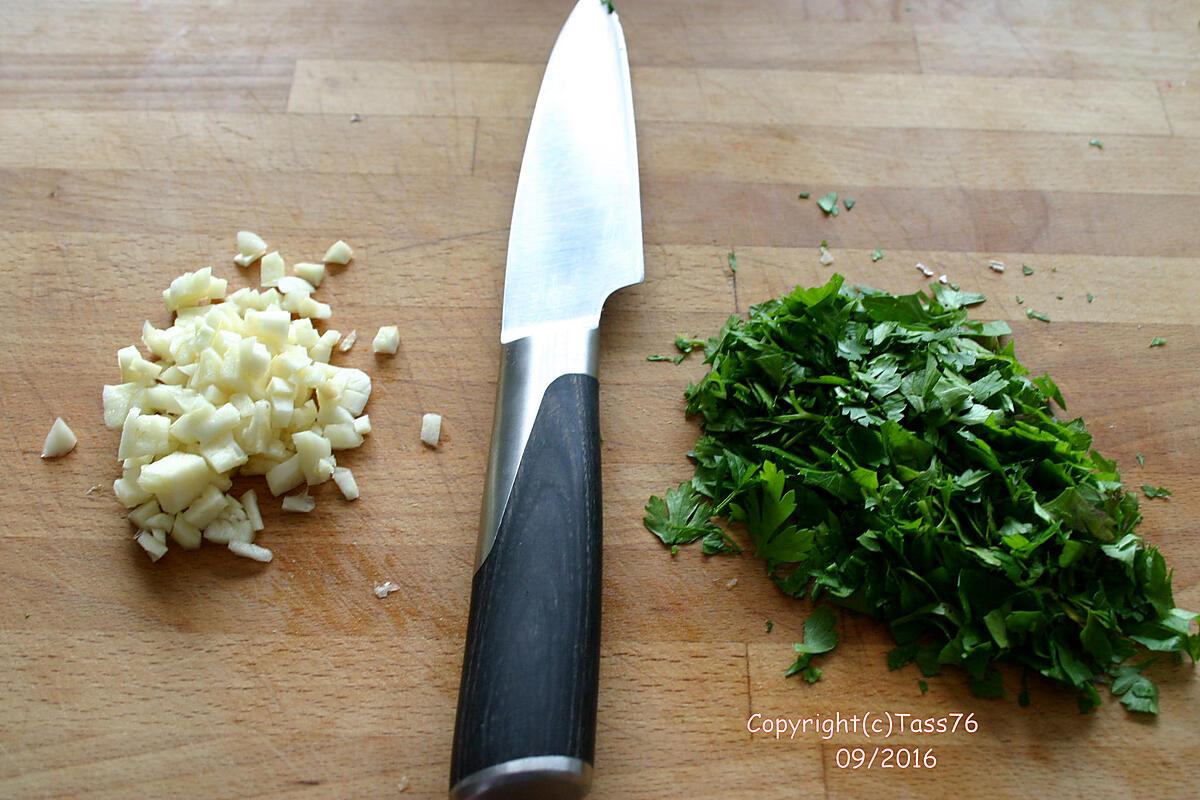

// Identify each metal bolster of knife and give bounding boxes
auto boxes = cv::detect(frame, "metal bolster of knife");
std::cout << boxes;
[474,319,600,569]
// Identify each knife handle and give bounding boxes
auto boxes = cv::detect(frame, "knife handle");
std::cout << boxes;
[450,329,602,800]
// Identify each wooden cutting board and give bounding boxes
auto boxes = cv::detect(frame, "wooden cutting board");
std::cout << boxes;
[2,1,1198,798]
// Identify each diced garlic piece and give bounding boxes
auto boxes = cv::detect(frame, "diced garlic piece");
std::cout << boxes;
[420,413,442,448]
[164,266,222,312]
[266,453,305,496]
[102,383,141,428]
[135,531,168,562]
[294,262,325,286]
[324,423,363,450]
[372,325,399,355]
[282,492,316,513]
[338,330,357,353]
[41,417,78,458]
[144,512,174,531]
[353,415,371,435]
[259,251,286,288]
[292,430,334,484]
[229,541,273,562]
[276,275,316,295]
[141,321,174,359]
[128,499,162,529]
[244,307,290,351]
[118,345,163,385]
[200,432,248,473]
[322,240,353,265]
[136,451,211,513]
[310,330,340,363]
[182,484,228,528]
[236,231,268,262]
[118,411,170,460]
[241,489,264,531]
[202,497,253,544]
[170,516,203,549]
[332,467,359,501]
[241,455,282,476]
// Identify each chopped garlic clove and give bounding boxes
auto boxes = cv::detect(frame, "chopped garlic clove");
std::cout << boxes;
[241,490,264,531]
[372,326,399,355]
[229,541,273,562]
[170,517,203,549]
[332,467,359,500]
[420,413,442,448]
[322,240,353,265]
[259,251,286,288]
[338,329,357,352]
[276,275,316,295]
[353,415,371,435]
[237,231,267,257]
[41,417,77,458]
[294,262,325,286]
[281,491,315,513]
[135,530,168,562]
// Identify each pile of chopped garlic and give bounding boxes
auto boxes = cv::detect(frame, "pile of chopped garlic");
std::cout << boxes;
[104,233,372,563]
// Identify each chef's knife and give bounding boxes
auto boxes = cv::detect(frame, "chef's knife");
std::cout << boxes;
[449,1,642,798]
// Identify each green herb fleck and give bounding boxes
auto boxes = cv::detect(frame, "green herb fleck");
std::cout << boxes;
[1111,663,1158,714]
[844,198,856,211]
[1142,485,1172,499]
[798,192,811,199]
[645,274,1197,713]
[1089,139,1104,149]
[673,335,707,364]
[600,0,615,12]
[765,619,775,633]
[1056,295,1064,301]
[785,606,838,683]
[868,248,884,262]
[1149,337,1167,348]
[1026,308,1051,322]
[1022,264,1035,276]
[1016,295,1024,304]
[1087,293,1095,303]
[817,192,839,217]
[727,249,737,274]
[1136,453,1145,467]
[918,679,929,695]
[646,354,673,362]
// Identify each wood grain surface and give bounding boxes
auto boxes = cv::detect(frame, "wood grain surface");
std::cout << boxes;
[1,1,1197,798]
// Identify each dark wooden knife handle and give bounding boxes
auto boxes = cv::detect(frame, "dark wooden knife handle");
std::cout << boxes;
[450,373,602,800]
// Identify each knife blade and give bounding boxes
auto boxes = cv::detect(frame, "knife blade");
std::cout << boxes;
[449,1,643,798]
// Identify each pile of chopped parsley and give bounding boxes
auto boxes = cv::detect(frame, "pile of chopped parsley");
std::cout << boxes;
[645,274,1197,713]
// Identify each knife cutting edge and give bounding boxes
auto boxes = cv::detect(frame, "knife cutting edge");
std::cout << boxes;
[449,1,643,799]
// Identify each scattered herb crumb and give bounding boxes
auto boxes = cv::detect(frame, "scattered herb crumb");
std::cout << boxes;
[1089,139,1104,149]
[1142,485,1172,499]
[766,620,775,633]
[817,192,839,216]
[1016,295,1024,304]
[1026,308,1051,322]
[1149,337,1167,348]
[600,0,615,12]
[1056,295,1064,301]
[1136,453,1146,468]
[1087,293,1096,303]
[1022,264,1035,276]
[843,198,856,211]
[918,680,929,695]
[673,335,706,364]
[871,248,884,262]
[646,354,673,362]
[798,192,810,199]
